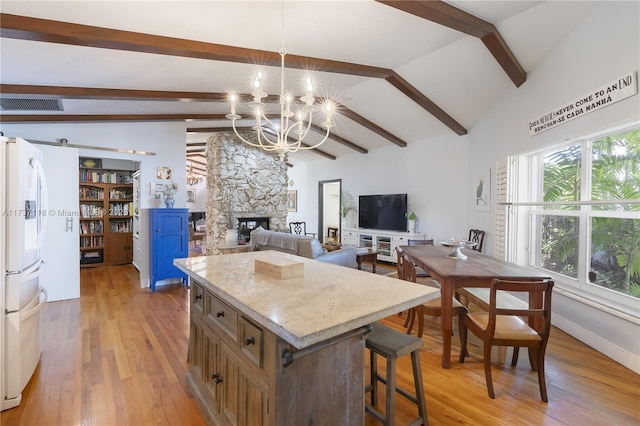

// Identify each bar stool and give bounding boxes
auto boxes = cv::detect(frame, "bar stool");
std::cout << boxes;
[365,322,428,426]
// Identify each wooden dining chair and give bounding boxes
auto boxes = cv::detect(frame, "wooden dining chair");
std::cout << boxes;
[458,278,554,401]
[407,239,434,278]
[289,221,317,238]
[189,226,205,247]
[402,252,467,347]
[468,229,485,252]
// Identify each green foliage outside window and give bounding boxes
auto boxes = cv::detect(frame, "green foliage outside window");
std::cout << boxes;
[541,128,640,298]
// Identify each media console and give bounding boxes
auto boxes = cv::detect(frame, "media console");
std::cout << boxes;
[341,228,426,263]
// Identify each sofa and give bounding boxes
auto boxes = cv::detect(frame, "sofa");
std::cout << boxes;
[250,228,357,268]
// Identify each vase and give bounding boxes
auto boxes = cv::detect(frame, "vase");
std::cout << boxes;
[225,228,238,246]
[408,219,416,233]
[164,197,175,208]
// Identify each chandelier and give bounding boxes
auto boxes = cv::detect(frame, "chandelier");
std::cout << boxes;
[226,7,335,161]
[186,161,203,186]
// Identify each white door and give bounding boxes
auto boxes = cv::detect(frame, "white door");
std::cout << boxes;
[38,145,80,301]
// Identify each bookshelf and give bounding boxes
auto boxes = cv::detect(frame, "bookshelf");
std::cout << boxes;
[79,167,134,267]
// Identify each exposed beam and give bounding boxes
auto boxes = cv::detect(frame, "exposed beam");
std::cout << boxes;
[187,158,207,167]
[0,84,226,102]
[375,0,526,87]
[186,142,207,147]
[186,148,205,153]
[386,71,467,136]
[0,13,466,135]
[338,106,407,147]
[0,114,227,122]
[1,84,401,149]
[308,123,368,154]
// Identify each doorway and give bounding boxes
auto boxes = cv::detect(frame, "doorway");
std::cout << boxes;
[317,179,341,244]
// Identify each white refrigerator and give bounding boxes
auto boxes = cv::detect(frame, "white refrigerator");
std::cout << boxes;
[1,136,48,411]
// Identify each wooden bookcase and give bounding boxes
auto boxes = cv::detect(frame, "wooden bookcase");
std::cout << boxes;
[79,167,134,267]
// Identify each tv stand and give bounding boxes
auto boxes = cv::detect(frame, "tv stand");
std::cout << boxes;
[342,228,426,263]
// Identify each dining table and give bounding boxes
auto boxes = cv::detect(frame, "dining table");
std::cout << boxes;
[400,244,552,368]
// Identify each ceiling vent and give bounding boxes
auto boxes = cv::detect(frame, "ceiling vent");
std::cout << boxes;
[0,98,64,111]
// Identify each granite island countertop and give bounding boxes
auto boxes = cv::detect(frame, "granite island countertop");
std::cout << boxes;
[175,250,440,349]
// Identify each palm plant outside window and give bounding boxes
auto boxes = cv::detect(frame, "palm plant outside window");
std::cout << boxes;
[517,121,639,311]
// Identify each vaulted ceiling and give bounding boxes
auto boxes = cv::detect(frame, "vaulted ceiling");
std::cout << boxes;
[0,1,598,172]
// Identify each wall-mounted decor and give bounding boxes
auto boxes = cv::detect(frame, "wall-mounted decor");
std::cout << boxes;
[150,182,164,199]
[474,170,491,212]
[287,190,297,212]
[186,189,196,203]
[79,157,102,168]
[156,166,172,180]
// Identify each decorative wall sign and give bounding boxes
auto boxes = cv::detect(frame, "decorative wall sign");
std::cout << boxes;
[474,170,491,212]
[529,71,637,136]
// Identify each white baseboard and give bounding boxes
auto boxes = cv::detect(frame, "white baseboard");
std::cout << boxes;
[552,314,640,374]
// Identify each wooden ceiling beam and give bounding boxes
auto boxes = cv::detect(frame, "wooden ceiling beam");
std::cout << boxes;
[187,158,207,167]
[337,105,407,147]
[386,71,467,136]
[0,84,227,101]
[0,114,227,122]
[375,0,526,87]
[0,13,467,135]
[2,84,406,148]
[0,13,389,77]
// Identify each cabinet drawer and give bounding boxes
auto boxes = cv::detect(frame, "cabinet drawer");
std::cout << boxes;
[392,235,410,244]
[240,317,263,367]
[206,293,238,342]
[192,282,205,316]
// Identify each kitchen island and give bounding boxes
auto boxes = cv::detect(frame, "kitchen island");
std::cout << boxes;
[175,250,439,426]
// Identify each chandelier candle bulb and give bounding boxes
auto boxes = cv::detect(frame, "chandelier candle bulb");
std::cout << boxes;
[225,28,336,160]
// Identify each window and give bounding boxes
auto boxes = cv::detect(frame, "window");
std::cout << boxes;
[511,121,640,313]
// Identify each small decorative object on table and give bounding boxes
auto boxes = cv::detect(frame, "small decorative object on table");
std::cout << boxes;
[163,181,178,208]
[439,238,477,259]
[406,211,417,233]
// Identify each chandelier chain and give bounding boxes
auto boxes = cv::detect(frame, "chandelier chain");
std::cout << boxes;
[225,2,336,161]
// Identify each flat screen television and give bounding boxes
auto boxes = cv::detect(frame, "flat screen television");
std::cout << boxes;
[358,194,408,232]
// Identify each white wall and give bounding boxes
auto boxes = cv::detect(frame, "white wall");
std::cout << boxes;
[466,1,640,372]
[288,132,470,242]
[289,1,640,372]
[0,121,189,290]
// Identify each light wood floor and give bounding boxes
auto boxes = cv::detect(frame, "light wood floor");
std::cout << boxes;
[2,264,639,425]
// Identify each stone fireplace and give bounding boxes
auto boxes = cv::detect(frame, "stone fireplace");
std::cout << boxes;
[204,132,288,254]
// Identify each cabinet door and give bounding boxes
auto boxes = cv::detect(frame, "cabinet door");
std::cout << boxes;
[219,341,269,426]
[220,342,241,426]
[150,209,188,290]
[107,232,133,265]
[239,369,269,426]
[190,321,204,382]
[203,327,221,414]
[376,236,392,260]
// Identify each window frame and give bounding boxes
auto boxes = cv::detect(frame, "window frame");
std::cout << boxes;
[510,119,640,315]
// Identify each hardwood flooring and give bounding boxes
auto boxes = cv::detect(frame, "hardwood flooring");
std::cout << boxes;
[2,264,639,425]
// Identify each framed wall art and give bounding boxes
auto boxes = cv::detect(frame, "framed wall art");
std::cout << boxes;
[287,190,297,212]
[474,170,491,211]
[186,189,196,203]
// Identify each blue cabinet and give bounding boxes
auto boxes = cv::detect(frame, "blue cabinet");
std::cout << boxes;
[149,208,188,292]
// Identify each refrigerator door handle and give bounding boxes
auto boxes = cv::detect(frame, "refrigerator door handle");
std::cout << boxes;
[33,157,49,250]
[20,288,48,322]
